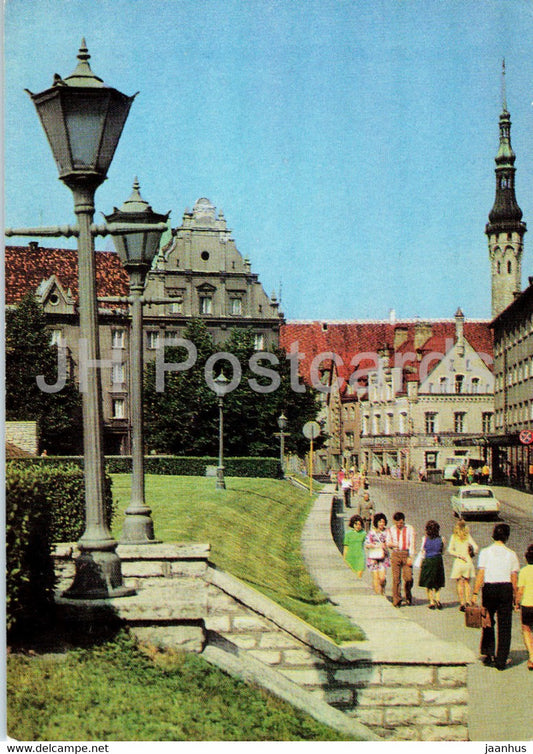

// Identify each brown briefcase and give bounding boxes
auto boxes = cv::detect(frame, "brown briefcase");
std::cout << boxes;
[465,605,491,628]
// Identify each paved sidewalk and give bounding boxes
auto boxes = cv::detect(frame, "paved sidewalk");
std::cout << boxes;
[301,482,533,741]
[301,484,474,664]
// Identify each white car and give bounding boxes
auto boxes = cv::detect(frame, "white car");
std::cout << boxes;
[451,485,501,518]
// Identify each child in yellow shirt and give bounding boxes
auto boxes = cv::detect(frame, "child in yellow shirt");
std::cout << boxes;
[516,544,533,670]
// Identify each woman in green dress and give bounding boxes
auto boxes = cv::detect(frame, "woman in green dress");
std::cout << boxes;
[343,515,366,577]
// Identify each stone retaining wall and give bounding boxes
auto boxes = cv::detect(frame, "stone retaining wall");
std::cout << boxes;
[52,544,470,741]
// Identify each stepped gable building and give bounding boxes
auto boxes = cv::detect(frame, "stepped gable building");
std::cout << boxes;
[5,199,283,454]
[281,315,494,475]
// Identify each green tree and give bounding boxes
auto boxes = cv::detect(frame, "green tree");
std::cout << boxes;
[143,321,323,457]
[6,294,83,454]
[144,319,218,455]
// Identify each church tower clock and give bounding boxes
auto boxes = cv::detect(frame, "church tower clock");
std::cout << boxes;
[486,62,526,318]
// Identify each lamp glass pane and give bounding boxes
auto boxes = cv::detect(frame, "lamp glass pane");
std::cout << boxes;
[123,232,144,262]
[97,93,133,173]
[64,94,107,169]
[34,94,72,173]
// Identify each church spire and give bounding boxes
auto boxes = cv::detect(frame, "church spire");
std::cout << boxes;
[486,62,526,318]
[486,61,524,228]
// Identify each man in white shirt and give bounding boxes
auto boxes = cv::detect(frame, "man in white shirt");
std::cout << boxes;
[472,523,520,670]
[386,511,416,607]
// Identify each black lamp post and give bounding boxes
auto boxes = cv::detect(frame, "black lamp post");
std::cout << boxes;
[104,179,169,544]
[213,372,230,490]
[23,40,137,598]
[277,413,288,476]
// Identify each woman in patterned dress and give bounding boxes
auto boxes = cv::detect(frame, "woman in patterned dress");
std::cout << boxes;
[365,513,390,594]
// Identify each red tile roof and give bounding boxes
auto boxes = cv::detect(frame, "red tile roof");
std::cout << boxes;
[280,320,493,388]
[5,245,129,305]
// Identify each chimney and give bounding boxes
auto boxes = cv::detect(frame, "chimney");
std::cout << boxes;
[455,307,465,357]
[393,326,409,351]
[389,308,396,324]
[413,322,433,351]
[29,241,39,251]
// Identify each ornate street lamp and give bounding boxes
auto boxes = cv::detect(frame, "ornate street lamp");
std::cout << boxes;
[213,372,230,490]
[104,179,169,543]
[276,412,288,476]
[24,41,137,598]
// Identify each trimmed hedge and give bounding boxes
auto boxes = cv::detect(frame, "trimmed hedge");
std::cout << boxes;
[13,455,282,478]
[6,464,55,636]
[6,463,115,637]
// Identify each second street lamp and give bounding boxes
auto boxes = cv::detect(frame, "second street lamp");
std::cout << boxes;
[277,412,288,476]
[214,372,230,490]
[105,179,170,544]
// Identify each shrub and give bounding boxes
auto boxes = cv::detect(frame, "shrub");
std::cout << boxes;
[6,463,115,637]
[6,465,55,636]
[12,456,282,478]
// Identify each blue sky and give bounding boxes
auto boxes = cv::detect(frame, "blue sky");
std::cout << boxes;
[4,0,533,321]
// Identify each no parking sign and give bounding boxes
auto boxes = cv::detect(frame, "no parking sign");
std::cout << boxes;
[519,429,533,445]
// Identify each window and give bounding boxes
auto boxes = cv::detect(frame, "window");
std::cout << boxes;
[454,412,466,433]
[507,260,512,274]
[385,413,393,435]
[482,412,493,434]
[362,415,369,436]
[372,414,381,435]
[111,329,126,349]
[425,412,437,434]
[169,300,183,314]
[112,398,125,419]
[199,295,212,315]
[471,377,480,394]
[111,363,125,386]
[165,330,179,346]
[50,329,64,347]
[147,331,160,349]
[254,333,265,350]
[439,376,447,393]
[455,374,464,393]
[425,451,438,470]
[399,413,407,434]
[230,297,242,315]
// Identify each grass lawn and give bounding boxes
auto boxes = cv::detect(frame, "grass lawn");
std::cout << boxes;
[111,475,363,643]
[7,632,350,741]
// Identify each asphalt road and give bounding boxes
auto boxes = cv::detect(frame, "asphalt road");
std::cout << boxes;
[348,478,533,741]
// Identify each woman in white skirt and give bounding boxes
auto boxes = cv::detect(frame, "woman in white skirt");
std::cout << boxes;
[447,519,479,611]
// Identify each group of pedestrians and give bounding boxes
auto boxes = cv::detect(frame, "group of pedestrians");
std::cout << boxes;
[342,496,533,671]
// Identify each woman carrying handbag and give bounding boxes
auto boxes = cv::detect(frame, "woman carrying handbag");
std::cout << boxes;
[365,513,390,595]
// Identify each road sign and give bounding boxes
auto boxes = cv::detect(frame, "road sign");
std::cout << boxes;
[303,421,320,440]
[519,429,533,445]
